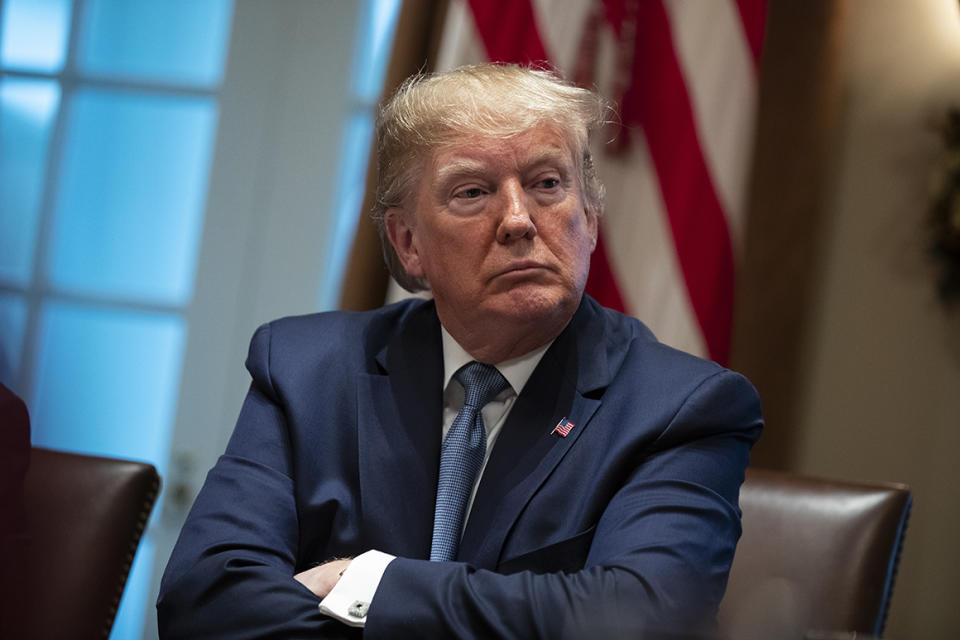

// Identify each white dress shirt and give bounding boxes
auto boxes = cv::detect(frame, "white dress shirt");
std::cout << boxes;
[318,327,550,627]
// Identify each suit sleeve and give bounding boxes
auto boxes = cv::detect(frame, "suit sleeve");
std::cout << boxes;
[157,324,358,640]
[364,369,763,639]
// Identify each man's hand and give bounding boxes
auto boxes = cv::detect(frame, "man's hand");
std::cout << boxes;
[294,558,352,598]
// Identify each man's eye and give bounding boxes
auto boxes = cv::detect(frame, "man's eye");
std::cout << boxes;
[455,187,485,199]
[537,178,560,189]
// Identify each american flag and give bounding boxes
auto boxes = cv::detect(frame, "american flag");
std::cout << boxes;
[553,417,575,437]
[435,0,766,364]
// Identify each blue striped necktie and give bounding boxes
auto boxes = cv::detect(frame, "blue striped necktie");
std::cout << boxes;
[430,361,509,561]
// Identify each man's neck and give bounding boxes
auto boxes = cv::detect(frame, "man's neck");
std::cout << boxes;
[440,327,551,396]
[435,309,574,364]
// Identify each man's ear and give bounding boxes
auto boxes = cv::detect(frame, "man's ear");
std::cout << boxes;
[585,207,598,253]
[384,208,425,278]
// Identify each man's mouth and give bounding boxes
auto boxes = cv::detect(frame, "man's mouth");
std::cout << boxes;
[497,260,548,277]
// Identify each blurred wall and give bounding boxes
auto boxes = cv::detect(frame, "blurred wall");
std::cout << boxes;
[771,1,960,636]
[795,0,960,635]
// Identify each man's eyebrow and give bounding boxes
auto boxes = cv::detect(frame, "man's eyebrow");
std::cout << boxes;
[432,146,574,186]
[522,147,573,172]
[434,159,489,184]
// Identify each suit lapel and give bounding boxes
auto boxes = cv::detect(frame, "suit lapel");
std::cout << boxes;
[458,299,611,569]
[357,302,443,559]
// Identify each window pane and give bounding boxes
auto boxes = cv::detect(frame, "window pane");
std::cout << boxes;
[30,302,185,477]
[319,112,375,310]
[352,0,402,103]
[0,293,27,386]
[48,89,216,306]
[110,535,154,640]
[76,0,233,87]
[0,79,60,286]
[0,0,72,73]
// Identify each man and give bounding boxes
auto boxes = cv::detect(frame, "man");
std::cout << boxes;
[158,64,762,638]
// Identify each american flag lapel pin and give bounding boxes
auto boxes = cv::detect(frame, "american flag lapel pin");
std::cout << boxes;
[552,417,575,437]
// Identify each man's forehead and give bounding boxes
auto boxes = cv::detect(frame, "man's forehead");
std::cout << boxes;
[428,129,574,179]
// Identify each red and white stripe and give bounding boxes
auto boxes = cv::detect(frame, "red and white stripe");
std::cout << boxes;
[434,0,765,364]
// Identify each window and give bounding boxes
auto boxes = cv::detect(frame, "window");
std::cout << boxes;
[1,1,232,635]
[0,1,399,637]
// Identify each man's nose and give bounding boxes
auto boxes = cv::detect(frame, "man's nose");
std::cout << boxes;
[496,181,537,243]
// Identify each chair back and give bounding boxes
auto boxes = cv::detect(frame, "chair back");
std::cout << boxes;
[719,468,911,639]
[22,447,160,640]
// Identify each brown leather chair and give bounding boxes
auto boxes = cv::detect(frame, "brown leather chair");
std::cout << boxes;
[20,447,160,640]
[719,468,911,640]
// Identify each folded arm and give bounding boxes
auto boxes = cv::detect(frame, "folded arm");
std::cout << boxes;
[158,324,362,639]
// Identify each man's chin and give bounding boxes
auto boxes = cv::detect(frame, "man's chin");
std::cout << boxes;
[487,285,580,324]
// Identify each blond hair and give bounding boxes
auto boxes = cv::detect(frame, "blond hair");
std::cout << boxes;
[373,63,609,292]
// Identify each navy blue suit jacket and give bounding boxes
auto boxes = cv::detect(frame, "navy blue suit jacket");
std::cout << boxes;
[158,296,762,639]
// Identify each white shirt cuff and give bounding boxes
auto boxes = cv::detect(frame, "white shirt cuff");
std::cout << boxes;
[318,549,395,627]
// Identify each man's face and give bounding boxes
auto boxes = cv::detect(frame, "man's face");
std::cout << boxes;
[386,125,598,348]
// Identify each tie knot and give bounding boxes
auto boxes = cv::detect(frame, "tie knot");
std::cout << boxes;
[454,362,510,409]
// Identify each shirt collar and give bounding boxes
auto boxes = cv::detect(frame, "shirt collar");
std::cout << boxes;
[440,326,551,395]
